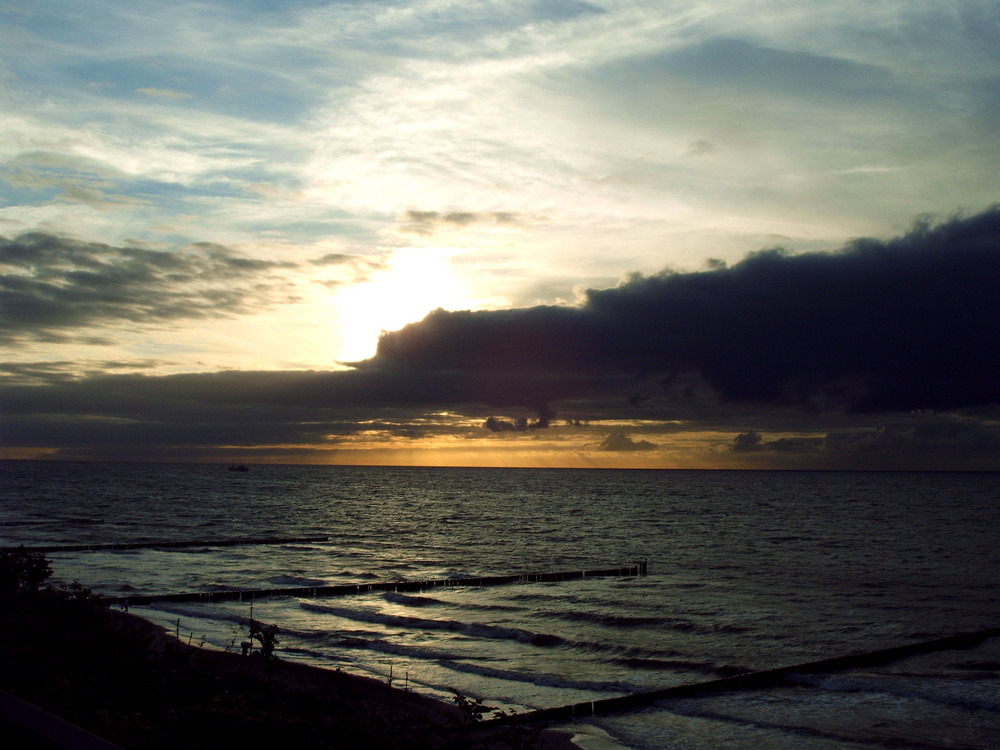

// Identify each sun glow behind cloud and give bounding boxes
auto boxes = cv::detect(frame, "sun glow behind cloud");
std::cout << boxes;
[2,1,999,469]
[332,248,476,362]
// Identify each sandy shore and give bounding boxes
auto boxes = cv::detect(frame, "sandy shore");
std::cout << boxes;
[1,546,580,749]
[112,610,579,749]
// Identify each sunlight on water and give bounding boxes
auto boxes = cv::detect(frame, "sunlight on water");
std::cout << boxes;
[3,462,999,749]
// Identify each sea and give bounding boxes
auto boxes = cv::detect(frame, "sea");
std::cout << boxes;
[2,461,999,749]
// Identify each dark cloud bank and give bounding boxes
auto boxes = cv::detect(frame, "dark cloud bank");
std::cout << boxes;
[370,207,1000,414]
[3,207,999,465]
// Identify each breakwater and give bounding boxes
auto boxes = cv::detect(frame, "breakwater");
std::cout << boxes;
[484,626,1000,726]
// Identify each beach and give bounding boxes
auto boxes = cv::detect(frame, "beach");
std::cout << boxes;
[4,464,1000,748]
[0,570,576,749]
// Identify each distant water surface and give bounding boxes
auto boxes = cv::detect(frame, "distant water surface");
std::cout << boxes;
[2,462,998,749]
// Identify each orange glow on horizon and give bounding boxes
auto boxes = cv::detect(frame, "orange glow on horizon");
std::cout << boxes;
[2,429,832,470]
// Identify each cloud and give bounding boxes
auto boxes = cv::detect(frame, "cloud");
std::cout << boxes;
[369,206,1000,414]
[136,87,192,99]
[732,430,762,452]
[0,359,167,386]
[14,205,995,420]
[728,418,1000,469]
[310,253,361,267]
[0,152,144,211]
[828,420,1000,457]
[484,409,553,432]
[4,207,1000,468]
[0,232,300,343]
[393,210,526,238]
[732,430,824,454]
[0,367,496,461]
[686,140,716,156]
[665,38,893,102]
[307,252,386,289]
[599,431,656,452]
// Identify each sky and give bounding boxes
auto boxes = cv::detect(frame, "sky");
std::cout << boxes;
[1,0,999,469]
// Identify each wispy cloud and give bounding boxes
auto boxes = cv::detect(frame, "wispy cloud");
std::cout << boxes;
[136,87,192,100]
[5,0,998,259]
[392,210,528,238]
[0,233,300,343]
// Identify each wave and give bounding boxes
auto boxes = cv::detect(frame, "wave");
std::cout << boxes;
[654,617,751,635]
[335,570,381,580]
[656,702,882,748]
[543,607,750,636]
[278,625,620,693]
[295,600,735,669]
[136,601,247,627]
[299,601,565,647]
[612,656,743,678]
[956,660,1000,672]
[542,610,665,629]
[505,592,560,604]
[441,570,485,580]
[436,658,634,694]
[788,672,1000,713]
[281,635,475,665]
[440,599,525,614]
[295,598,740,667]
[381,591,445,607]
[280,625,386,644]
[551,632,748,671]
[0,518,104,526]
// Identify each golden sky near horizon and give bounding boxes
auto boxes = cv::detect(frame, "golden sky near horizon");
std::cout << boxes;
[2,1,999,469]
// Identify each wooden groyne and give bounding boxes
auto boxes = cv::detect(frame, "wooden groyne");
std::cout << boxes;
[108,562,647,607]
[481,626,1000,726]
[6,535,330,554]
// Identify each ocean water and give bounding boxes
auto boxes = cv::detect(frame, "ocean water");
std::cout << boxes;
[2,461,999,749]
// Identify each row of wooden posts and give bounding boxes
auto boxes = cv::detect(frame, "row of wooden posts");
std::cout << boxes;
[15,532,995,724]
[480,625,1000,726]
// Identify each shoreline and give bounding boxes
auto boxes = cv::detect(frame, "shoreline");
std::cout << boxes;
[1,577,580,749]
[0,543,582,749]
[111,609,580,749]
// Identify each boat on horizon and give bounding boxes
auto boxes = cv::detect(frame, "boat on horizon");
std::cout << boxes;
[227,464,249,472]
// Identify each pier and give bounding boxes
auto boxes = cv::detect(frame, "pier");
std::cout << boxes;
[108,562,647,607]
